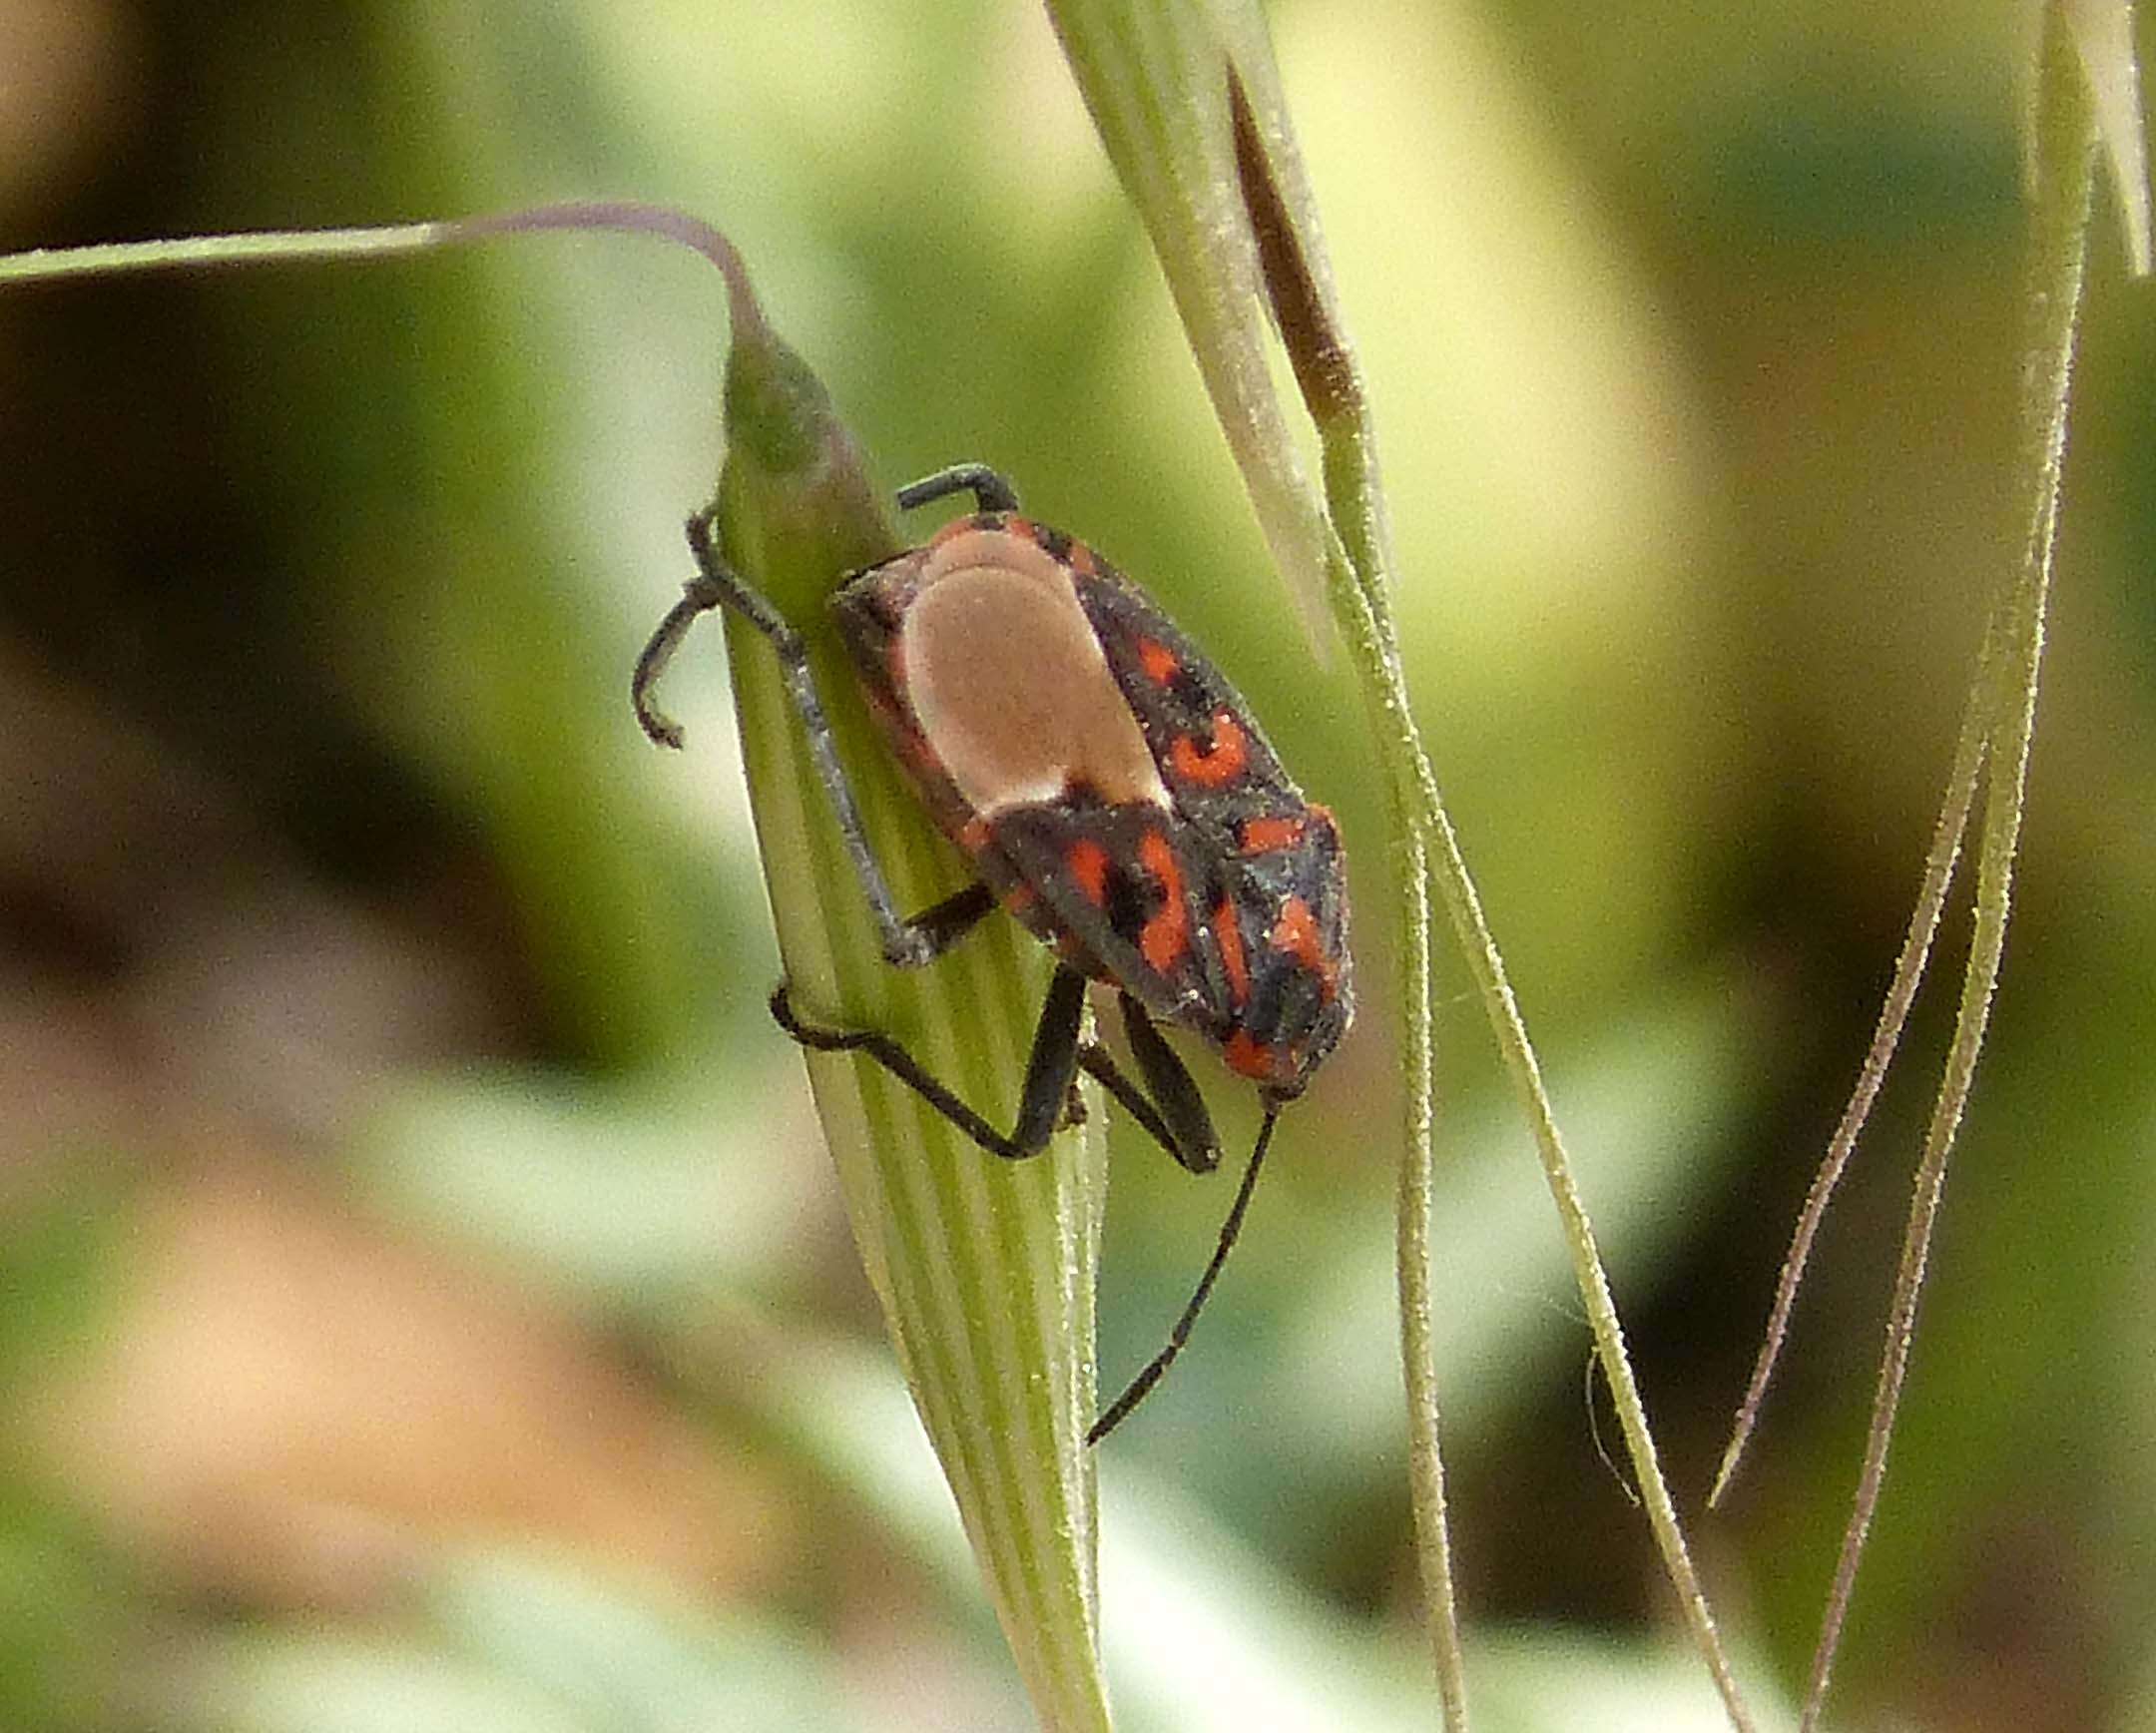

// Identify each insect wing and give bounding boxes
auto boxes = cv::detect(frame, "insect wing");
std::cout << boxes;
[1072,569,1300,823]
[987,801,1216,1029]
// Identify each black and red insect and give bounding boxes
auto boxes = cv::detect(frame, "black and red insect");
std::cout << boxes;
[633,464,1350,1442]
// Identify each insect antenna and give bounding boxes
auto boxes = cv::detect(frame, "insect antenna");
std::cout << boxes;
[1086,1101,1282,1445]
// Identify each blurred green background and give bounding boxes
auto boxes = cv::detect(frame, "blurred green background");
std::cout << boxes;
[2,1,2152,1728]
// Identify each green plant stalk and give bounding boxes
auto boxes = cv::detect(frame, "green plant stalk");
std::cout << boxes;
[1260,74,1760,1733]
[2058,0,2152,274]
[1387,838,1464,1714]
[1043,7,1475,1718]
[1709,612,1992,1507]
[1312,396,1466,1730]
[1799,11,2097,1722]
[1046,2,1765,1721]
[0,210,1114,1731]
[1044,0,1335,648]
[708,322,1113,1733]
[1324,532,1755,1732]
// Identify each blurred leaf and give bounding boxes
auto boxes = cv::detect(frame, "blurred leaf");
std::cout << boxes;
[185,1549,852,1733]
[0,1167,130,1382]
[1467,1629,1796,1733]
[351,1066,820,1307]
[190,1639,584,1733]
[0,1170,143,1732]
[757,1329,1798,1731]
[0,1481,127,1733]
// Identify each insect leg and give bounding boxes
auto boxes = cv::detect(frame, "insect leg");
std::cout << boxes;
[771,964,1089,1162]
[1075,1045,1191,1167]
[1114,992,1222,1175]
[893,463,1020,516]
[1087,1103,1282,1446]
[1011,963,1088,1152]
[633,509,938,968]
[904,881,998,959]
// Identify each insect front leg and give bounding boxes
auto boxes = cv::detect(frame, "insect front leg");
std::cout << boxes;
[632,508,944,968]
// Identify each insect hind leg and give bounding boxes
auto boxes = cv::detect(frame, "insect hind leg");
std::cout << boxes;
[772,964,1090,1162]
